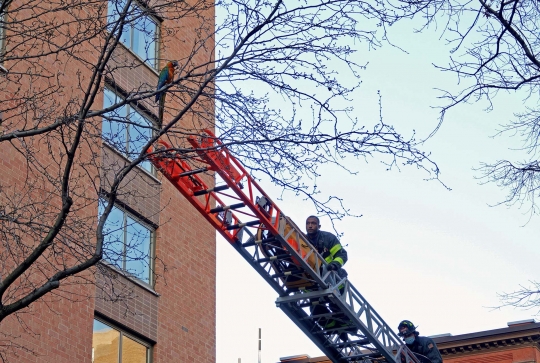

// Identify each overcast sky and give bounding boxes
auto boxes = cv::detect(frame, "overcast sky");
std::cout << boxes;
[215,13,540,363]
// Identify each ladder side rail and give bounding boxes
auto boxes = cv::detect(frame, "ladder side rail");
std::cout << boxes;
[149,136,400,363]
[273,233,330,289]
[229,227,289,296]
[347,281,402,348]
[225,226,355,361]
[276,290,379,363]
[396,345,422,363]
[148,145,332,294]
[187,143,279,229]
[280,218,329,287]
[149,151,306,296]
[233,225,332,298]
[283,216,326,280]
[149,156,323,297]
[147,147,245,244]
[275,282,400,363]
[278,302,354,363]
[187,134,338,289]
[335,280,402,359]
[147,144,206,194]
[327,290,397,363]
[279,223,352,291]
[188,132,284,233]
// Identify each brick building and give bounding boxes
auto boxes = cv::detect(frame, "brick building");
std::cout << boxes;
[0,0,215,362]
[279,320,540,363]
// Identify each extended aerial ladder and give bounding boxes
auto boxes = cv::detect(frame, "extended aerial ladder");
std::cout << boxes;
[147,130,419,363]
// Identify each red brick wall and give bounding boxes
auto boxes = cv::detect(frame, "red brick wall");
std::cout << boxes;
[95,266,159,342]
[0,0,101,356]
[101,145,162,226]
[444,347,538,363]
[0,0,216,361]
[152,173,216,362]
[282,337,540,363]
[0,276,95,363]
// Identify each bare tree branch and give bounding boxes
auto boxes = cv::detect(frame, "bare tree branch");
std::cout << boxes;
[0,0,442,357]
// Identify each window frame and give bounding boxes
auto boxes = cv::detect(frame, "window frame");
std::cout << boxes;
[92,317,153,363]
[100,201,156,286]
[102,86,157,176]
[107,0,159,69]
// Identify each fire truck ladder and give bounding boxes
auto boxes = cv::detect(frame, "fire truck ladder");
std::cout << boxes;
[147,130,418,363]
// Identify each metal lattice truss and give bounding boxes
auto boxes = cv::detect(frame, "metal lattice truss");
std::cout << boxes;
[147,129,421,363]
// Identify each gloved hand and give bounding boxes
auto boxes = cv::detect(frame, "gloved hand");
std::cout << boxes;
[328,261,341,271]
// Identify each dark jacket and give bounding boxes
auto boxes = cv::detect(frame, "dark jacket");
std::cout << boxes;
[306,231,348,276]
[406,336,443,363]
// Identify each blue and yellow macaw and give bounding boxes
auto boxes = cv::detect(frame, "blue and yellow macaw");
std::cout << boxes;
[155,60,178,102]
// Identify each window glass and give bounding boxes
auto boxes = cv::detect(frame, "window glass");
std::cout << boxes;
[102,88,154,175]
[0,11,3,36]
[107,0,157,68]
[102,205,126,270]
[92,319,150,363]
[122,336,148,363]
[132,16,156,66]
[102,90,128,155]
[126,109,153,172]
[0,11,5,61]
[125,216,152,283]
[107,0,133,51]
[92,320,120,363]
[99,201,154,284]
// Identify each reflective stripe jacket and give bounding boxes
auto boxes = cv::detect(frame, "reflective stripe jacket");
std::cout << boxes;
[406,336,443,363]
[306,231,348,267]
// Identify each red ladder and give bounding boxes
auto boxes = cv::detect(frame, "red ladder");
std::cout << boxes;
[146,129,419,363]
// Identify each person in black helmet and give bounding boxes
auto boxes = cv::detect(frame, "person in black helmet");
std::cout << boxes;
[397,320,443,363]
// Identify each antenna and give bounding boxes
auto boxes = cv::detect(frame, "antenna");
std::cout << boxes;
[258,328,262,363]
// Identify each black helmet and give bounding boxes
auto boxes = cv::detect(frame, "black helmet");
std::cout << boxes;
[397,320,417,336]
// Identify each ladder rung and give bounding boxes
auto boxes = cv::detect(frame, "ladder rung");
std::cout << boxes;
[343,352,381,360]
[242,237,275,248]
[193,185,229,196]
[329,338,370,347]
[178,167,207,177]
[256,255,289,263]
[210,203,245,214]
[226,220,260,230]
[317,326,352,334]
[271,269,304,278]
[301,312,339,320]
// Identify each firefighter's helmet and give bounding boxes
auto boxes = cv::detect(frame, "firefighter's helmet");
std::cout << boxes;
[397,320,417,336]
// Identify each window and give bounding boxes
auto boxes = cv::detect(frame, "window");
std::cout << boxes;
[92,319,151,363]
[102,87,155,174]
[0,9,6,62]
[107,0,157,68]
[100,202,154,284]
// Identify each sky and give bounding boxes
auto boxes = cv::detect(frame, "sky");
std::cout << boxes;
[215,11,540,363]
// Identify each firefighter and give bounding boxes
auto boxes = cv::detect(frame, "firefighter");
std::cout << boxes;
[306,215,353,341]
[397,320,443,363]
[305,215,348,276]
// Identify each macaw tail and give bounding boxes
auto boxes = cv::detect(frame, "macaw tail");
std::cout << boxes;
[158,93,165,128]
[155,92,161,103]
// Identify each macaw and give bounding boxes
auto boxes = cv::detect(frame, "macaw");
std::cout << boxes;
[155,60,178,102]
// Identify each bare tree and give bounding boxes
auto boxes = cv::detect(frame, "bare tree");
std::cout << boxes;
[497,281,540,315]
[385,0,540,312]
[394,0,540,215]
[0,0,439,357]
